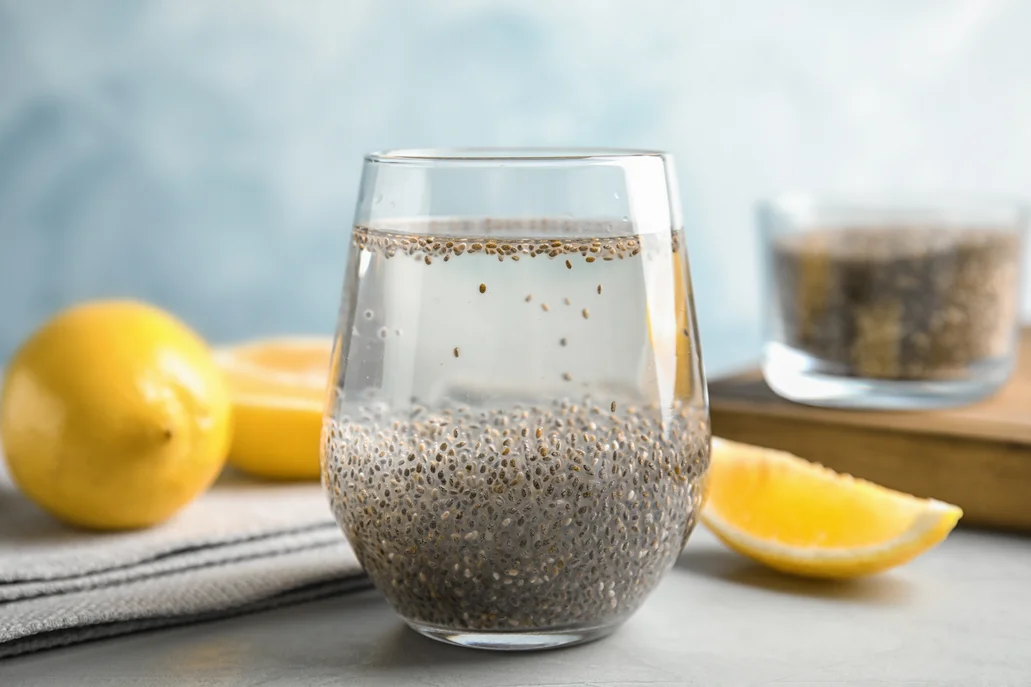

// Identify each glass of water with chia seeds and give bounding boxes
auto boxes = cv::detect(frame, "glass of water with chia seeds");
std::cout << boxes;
[321,149,710,650]
[760,194,1027,410]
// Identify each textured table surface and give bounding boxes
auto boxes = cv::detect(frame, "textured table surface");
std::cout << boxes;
[1,526,1028,686]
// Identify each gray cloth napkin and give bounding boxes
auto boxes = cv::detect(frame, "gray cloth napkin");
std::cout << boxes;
[0,455,369,659]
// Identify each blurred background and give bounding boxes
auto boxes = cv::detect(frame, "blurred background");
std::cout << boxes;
[1,0,1030,375]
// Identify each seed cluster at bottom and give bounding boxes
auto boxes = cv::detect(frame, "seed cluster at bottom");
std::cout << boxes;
[322,398,710,632]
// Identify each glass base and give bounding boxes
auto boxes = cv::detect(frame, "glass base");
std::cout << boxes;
[406,620,619,651]
[762,342,1013,410]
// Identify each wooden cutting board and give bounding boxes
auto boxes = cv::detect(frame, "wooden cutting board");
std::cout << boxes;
[709,328,1031,532]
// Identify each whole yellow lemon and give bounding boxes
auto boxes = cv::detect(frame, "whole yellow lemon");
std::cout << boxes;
[0,300,232,530]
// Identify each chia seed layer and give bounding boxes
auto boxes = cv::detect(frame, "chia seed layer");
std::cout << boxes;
[322,399,709,632]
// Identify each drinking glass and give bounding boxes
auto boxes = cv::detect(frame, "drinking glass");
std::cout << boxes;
[760,194,1027,409]
[322,149,709,651]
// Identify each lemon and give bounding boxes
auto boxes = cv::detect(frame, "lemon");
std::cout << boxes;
[0,300,232,530]
[701,438,963,579]
[214,337,331,481]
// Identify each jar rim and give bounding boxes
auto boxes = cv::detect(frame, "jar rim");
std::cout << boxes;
[763,192,1030,215]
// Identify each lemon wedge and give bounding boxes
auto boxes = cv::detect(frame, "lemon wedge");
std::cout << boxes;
[701,437,963,578]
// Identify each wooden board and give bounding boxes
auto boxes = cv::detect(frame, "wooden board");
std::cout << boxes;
[709,328,1031,532]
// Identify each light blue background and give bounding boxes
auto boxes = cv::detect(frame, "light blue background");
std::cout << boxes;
[2,0,1030,374]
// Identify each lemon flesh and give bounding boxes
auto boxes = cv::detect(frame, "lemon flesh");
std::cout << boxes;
[701,438,963,579]
[215,337,331,481]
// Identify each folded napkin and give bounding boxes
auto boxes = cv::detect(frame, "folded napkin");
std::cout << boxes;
[0,455,369,659]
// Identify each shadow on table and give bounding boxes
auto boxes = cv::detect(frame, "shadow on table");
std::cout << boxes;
[360,622,598,669]
[361,625,504,668]
[675,548,916,606]
[268,590,586,673]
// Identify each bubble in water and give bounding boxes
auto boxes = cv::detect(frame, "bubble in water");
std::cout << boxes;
[621,216,629,223]
[395,328,403,336]
[613,192,620,200]
[374,193,383,204]
[378,327,389,340]
[363,309,374,320]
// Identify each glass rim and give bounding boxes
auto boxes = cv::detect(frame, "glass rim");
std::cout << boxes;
[364,147,671,166]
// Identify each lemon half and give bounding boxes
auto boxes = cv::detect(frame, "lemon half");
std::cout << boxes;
[215,337,332,481]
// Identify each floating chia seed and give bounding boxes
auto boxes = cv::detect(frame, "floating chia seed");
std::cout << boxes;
[772,226,1022,380]
[350,221,677,261]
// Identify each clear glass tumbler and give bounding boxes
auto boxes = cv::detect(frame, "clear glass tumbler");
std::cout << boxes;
[321,149,710,650]
[760,194,1027,409]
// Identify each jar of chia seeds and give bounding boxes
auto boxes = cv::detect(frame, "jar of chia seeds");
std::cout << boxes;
[760,194,1027,409]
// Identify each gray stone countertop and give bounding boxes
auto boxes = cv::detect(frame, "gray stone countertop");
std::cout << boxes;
[1,526,1028,686]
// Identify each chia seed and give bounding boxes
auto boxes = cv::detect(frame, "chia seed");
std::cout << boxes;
[772,226,1022,380]
[322,399,709,633]
[330,218,705,634]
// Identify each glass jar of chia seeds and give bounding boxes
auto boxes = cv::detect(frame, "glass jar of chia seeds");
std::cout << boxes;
[321,149,710,650]
[760,194,1028,409]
